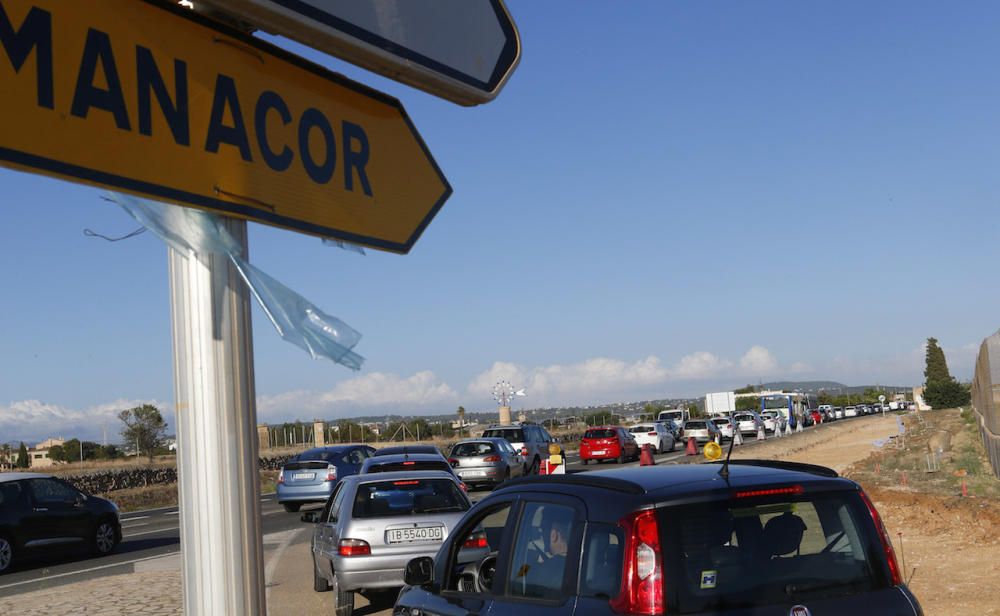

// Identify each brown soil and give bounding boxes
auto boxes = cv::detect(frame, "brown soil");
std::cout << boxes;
[731,410,1000,616]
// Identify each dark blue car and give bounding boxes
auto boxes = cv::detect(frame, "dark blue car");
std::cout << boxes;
[277,445,376,512]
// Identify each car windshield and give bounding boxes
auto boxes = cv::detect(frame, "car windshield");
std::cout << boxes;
[685,421,707,430]
[483,429,525,442]
[584,429,616,439]
[352,479,468,518]
[451,442,495,457]
[665,490,887,611]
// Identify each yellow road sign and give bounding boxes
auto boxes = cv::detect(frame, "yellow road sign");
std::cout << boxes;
[0,0,451,253]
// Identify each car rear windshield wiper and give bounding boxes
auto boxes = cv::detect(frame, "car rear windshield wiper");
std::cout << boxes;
[420,506,466,513]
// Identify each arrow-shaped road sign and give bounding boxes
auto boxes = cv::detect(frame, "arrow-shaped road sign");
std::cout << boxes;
[198,0,521,106]
[0,0,450,253]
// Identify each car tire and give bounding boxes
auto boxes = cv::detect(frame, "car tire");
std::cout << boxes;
[617,451,625,464]
[530,456,540,475]
[92,519,118,556]
[282,503,301,513]
[0,534,13,574]
[313,557,331,592]
[332,572,354,616]
[582,458,589,466]
[670,438,677,452]
[658,441,665,454]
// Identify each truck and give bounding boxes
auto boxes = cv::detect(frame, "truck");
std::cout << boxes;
[705,391,736,416]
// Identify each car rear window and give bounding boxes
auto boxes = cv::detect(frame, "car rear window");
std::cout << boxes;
[451,442,496,457]
[283,460,331,471]
[629,425,654,433]
[483,429,525,442]
[584,429,616,439]
[684,421,707,430]
[352,479,468,518]
[661,490,889,612]
[367,460,452,473]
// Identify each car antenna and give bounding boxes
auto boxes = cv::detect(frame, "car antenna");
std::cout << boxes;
[718,429,737,479]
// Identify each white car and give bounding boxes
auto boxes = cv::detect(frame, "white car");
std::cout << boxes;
[710,417,734,440]
[733,412,764,434]
[627,423,676,453]
[844,406,858,418]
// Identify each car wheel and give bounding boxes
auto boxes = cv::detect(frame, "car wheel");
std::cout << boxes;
[657,441,665,454]
[313,556,331,592]
[670,438,677,452]
[617,451,625,464]
[92,519,118,556]
[282,503,301,513]
[332,571,354,616]
[530,456,540,475]
[0,535,13,574]
[582,458,589,465]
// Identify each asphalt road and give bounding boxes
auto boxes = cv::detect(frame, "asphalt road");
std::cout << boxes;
[0,416,848,600]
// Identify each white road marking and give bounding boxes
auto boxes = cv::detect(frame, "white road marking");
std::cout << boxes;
[120,515,149,522]
[121,522,149,529]
[0,552,179,591]
[124,526,179,538]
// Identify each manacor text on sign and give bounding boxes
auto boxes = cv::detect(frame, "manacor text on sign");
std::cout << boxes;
[0,0,451,253]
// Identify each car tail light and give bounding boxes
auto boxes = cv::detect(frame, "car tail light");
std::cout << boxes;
[611,509,663,615]
[449,458,459,466]
[393,480,420,486]
[403,461,416,466]
[482,455,501,462]
[459,482,468,492]
[338,538,371,557]
[734,485,804,499]
[859,489,903,585]
[277,470,284,484]
[463,530,488,549]
[647,432,657,436]
[325,466,337,482]
[520,447,528,456]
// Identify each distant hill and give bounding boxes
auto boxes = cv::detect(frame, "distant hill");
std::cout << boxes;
[759,381,912,394]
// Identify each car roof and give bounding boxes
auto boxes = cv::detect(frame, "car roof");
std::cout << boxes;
[372,445,441,457]
[451,437,509,446]
[0,472,51,482]
[498,461,852,501]
[363,453,448,465]
[585,425,619,430]
[341,469,458,485]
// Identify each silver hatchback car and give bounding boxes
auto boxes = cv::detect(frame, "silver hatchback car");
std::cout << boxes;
[447,437,525,489]
[304,470,479,615]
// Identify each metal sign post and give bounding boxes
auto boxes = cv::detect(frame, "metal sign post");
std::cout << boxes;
[169,217,265,615]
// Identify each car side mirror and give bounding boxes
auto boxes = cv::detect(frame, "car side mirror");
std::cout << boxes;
[404,556,434,587]
[301,511,320,524]
[73,494,87,507]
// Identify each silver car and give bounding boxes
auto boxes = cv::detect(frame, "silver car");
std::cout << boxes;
[305,470,478,615]
[681,419,722,443]
[447,437,525,488]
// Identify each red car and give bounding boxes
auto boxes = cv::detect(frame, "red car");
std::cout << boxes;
[579,426,639,464]
[810,409,823,424]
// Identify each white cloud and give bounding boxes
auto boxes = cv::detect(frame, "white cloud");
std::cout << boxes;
[739,345,779,375]
[0,398,168,445]
[468,356,670,401]
[256,371,459,422]
[669,351,732,379]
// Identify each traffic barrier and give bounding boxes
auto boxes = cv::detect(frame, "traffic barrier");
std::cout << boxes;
[733,430,743,446]
[961,480,968,497]
[714,434,721,445]
[686,437,698,456]
[774,424,783,439]
[640,444,655,466]
[795,421,803,433]
[756,427,766,441]
[784,422,793,437]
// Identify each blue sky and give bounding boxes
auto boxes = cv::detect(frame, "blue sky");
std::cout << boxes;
[3,1,999,443]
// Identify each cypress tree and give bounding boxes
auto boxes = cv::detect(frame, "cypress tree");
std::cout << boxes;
[17,441,29,468]
[923,337,970,408]
[924,337,952,385]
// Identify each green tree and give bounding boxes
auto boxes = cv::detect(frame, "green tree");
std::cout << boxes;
[119,404,168,462]
[734,384,756,394]
[924,337,952,384]
[687,404,700,418]
[735,396,760,411]
[923,337,971,409]
[17,441,29,468]
[48,444,67,463]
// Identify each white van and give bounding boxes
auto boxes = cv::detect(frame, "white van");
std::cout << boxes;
[657,409,690,425]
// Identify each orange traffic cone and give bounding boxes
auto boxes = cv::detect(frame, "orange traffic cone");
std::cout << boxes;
[686,437,698,456]
[640,444,655,466]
